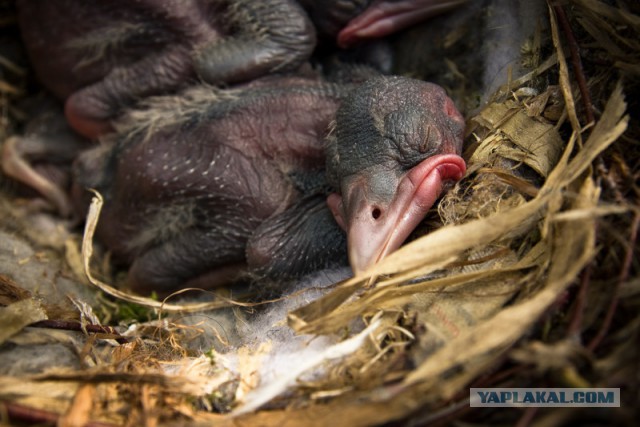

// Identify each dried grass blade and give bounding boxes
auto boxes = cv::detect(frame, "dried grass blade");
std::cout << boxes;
[81,191,231,313]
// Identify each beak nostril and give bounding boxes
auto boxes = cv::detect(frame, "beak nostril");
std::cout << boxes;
[372,207,381,220]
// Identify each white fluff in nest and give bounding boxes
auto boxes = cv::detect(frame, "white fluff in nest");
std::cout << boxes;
[230,268,358,410]
[172,267,365,412]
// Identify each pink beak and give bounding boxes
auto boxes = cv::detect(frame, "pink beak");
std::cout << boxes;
[328,153,466,274]
[338,0,468,48]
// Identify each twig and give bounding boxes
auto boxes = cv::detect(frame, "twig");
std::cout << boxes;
[467,357,528,390]
[567,263,592,338]
[588,211,640,351]
[552,3,595,126]
[30,319,130,344]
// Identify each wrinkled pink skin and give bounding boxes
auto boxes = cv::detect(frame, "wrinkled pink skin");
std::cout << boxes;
[17,0,316,139]
[18,0,466,140]
[337,0,468,48]
[70,76,465,292]
[11,0,316,214]
[13,0,469,289]
[72,76,344,294]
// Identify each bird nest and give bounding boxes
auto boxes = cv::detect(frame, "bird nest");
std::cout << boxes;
[0,1,638,426]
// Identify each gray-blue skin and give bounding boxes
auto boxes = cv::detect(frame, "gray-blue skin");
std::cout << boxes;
[17,0,465,139]
[72,75,466,294]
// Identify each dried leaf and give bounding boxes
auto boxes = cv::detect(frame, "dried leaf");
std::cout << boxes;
[472,102,564,176]
[549,4,583,137]
[0,298,47,345]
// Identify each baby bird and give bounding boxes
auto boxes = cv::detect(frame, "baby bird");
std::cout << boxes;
[72,75,465,293]
[18,0,467,139]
